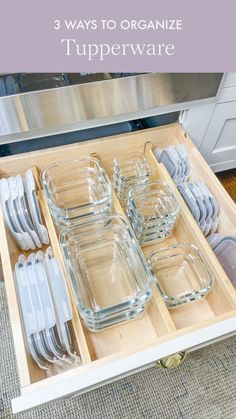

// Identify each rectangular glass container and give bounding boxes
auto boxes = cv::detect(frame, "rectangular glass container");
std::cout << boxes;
[42,157,112,229]
[60,214,153,331]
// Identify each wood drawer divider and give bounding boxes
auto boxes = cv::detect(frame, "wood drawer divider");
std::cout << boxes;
[33,168,91,365]
[92,152,177,335]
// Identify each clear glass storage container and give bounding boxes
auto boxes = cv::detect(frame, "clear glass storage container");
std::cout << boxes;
[148,243,214,308]
[112,152,151,207]
[126,181,179,245]
[60,214,153,331]
[42,157,112,229]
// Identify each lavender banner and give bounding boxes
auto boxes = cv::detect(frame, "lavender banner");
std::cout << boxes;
[0,0,236,72]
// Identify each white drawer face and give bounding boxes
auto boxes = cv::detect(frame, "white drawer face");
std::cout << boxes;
[218,86,236,103]
[11,315,236,414]
[222,73,236,88]
[0,124,236,414]
[200,101,236,171]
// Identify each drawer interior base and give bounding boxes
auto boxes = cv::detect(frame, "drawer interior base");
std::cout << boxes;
[0,123,236,410]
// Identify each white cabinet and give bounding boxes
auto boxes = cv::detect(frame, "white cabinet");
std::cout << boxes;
[200,101,236,172]
[179,103,215,149]
[222,73,236,88]
[181,74,236,172]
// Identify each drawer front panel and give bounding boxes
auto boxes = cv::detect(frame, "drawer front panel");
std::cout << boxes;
[200,101,236,171]
[12,314,236,414]
[222,73,236,89]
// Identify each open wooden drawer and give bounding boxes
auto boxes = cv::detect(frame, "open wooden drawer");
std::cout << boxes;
[1,123,236,414]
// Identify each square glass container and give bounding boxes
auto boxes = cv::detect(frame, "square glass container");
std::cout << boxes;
[147,243,214,308]
[42,157,112,229]
[126,181,179,245]
[60,214,153,331]
[112,152,151,206]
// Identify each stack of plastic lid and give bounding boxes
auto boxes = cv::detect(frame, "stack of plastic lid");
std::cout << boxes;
[42,157,112,230]
[112,152,151,207]
[0,170,49,250]
[207,234,236,287]
[178,181,219,236]
[126,181,179,245]
[14,247,79,370]
[60,214,153,331]
[154,145,190,184]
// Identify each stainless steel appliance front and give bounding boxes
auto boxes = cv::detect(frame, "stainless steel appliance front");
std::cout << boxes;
[0,73,223,144]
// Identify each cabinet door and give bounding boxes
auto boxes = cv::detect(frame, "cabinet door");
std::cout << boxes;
[222,73,236,88]
[180,103,215,149]
[200,101,236,172]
